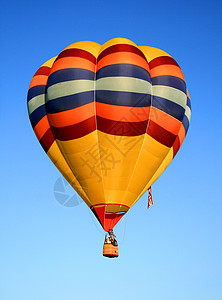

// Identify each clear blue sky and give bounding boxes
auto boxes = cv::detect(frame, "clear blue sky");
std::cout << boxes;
[1,0,222,299]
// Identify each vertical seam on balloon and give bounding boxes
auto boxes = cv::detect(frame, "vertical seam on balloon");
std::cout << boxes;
[120,94,152,206]
[43,57,91,205]
[115,49,153,220]
[93,50,106,228]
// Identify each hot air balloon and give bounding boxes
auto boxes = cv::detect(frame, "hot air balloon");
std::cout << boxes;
[27,38,191,258]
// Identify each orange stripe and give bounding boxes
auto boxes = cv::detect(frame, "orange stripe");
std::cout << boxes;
[150,107,181,135]
[178,124,186,144]
[29,75,48,89]
[96,52,150,72]
[50,57,96,74]
[34,115,50,141]
[96,102,150,122]
[150,65,185,81]
[47,102,95,127]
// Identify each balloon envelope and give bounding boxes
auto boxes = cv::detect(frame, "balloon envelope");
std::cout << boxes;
[27,38,191,231]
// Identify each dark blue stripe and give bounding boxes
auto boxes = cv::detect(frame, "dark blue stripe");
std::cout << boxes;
[96,64,151,82]
[47,68,95,88]
[29,105,46,128]
[96,90,151,107]
[186,96,191,109]
[152,96,185,122]
[27,85,46,102]
[46,91,94,113]
[182,115,189,134]
[152,75,186,93]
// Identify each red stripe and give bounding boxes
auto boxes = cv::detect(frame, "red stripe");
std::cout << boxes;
[149,56,180,70]
[92,205,127,231]
[51,116,96,140]
[40,128,55,153]
[97,116,148,136]
[104,212,126,231]
[50,116,148,140]
[97,44,147,62]
[50,116,148,141]
[147,120,177,148]
[173,135,181,157]
[41,116,179,144]
[55,48,96,64]
[34,66,51,77]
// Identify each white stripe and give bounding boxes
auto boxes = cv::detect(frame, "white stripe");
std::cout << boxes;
[152,85,187,109]
[28,94,45,115]
[96,77,151,94]
[185,105,191,122]
[44,79,188,114]
[47,80,94,101]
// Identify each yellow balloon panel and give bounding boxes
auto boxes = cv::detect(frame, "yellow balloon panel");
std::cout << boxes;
[54,134,106,206]
[139,46,171,62]
[48,142,90,206]
[121,134,171,206]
